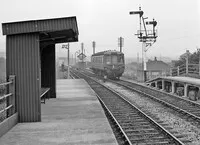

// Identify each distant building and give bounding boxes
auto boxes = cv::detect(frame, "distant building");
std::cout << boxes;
[137,57,171,81]
[146,57,171,80]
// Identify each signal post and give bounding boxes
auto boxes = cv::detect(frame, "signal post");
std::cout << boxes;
[129,7,158,82]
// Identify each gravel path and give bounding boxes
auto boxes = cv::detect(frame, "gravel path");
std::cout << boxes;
[103,81,200,145]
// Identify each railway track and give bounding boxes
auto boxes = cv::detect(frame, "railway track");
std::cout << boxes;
[69,70,81,79]
[72,70,188,144]
[110,79,200,124]
[73,69,200,125]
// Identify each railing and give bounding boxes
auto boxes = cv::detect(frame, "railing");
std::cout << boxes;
[171,63,200,77]
[0,76,16,122]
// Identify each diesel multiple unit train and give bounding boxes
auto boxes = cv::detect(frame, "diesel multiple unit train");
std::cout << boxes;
[90,50,125,79]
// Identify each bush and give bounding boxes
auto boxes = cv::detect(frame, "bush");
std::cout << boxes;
[0,78,6,96]
[0,77,6,122]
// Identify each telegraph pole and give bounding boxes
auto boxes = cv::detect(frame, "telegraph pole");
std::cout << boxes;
[118,37,124,52]
[92,41,96,54]
[81,43,84,62]
[129,7,157,82]
[137,53,139,81]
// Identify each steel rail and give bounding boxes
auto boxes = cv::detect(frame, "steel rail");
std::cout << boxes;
[69,74,75,79]
[99,81,184,145]
[75,71,132,144]
[96,92,133,145]
[70,70,81,79]
[75,70,185,145]
[113,80,200,122]
[121,79,200,108]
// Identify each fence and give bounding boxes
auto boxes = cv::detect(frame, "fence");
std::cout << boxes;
[171,63,200,77]
[0,76,15,122]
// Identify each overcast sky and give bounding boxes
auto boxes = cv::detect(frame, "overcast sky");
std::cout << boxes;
[0,0,200,60]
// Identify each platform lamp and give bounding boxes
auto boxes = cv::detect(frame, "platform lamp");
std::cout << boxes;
[62,43,70,79]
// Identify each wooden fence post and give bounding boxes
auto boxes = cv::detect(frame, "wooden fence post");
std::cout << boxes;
[8,75,15,116]
[170,68,172,76]
[177,66,179,76]
[186,56,188,75]
[199,62,200,76]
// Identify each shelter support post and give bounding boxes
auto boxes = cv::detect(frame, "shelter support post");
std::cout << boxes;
[155,81,158,89]
[177,66,179,76]
[184,83,188,97]
[186,55,188,75]
[162,80,165,91]
[171,81,175,94]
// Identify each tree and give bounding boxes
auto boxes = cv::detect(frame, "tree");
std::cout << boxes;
[174,49,200,67]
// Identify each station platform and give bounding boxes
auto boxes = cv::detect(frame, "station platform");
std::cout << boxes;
[0,79,117,145]
[148,76,200,86]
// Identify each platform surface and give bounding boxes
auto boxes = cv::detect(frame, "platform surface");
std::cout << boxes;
[0,79,117,145]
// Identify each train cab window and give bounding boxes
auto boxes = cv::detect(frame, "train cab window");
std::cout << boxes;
[112,55,118,64]
[118,55,124,63]
[106,56,111,64]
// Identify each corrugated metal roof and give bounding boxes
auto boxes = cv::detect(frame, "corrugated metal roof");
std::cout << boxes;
[2,16,78,36]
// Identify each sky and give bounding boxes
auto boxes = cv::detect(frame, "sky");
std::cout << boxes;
[0,0,200,61]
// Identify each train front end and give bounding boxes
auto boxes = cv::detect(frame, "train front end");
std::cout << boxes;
[104,51,125,79]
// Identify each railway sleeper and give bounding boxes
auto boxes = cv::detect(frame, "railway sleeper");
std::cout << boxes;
[117,118,146,122]
[174,134,190,139]
[126,132,160,137]
[130,137,172,144]
[128,133,165,139]
[121,125,152,130]
[120,122,153,126]
[158,123,173,128]
[122,126,154,130]
[125,129,158,134]
[139,141,176,145]
[179,139,193,144]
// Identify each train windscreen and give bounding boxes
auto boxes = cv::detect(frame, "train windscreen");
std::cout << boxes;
[112,55,118,64]
[118,55,124,64]
[106,55,124,64]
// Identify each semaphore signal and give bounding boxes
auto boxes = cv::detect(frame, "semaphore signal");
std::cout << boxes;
[129,6,158,82]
